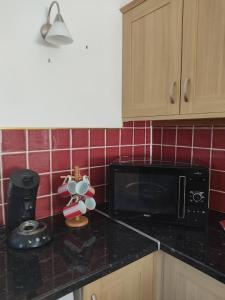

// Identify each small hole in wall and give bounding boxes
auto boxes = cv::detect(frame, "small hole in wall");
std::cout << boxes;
[48,58,51,63]
[85,45,88,49]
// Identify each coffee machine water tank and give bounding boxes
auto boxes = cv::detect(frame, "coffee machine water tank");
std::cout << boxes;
[7,169,40,231]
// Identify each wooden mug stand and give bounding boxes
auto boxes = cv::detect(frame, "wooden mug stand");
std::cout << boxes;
[62,166,89,228]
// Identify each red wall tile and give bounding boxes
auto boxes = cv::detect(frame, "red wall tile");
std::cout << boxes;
[95,186,105,204]
[90,167,105,186]
[52,150,70,171]
[162,128,176,145]
[211,150,225,171]
[192,148,210,167]
[90,129,105,147]
[210,191,225,212]
[28,130,49,151]
[120,146,132,157]
[134,145,145,157]
[36,196,51,220]
[72,149,88,168]
[0,206,4,226]
[162,146,175,162]
[213,129,225,149]
[72,129,89,148]
[1,119,225,225]
[90,148,105,167]
[2,130,26,153]
[152,128,162,145]
[29,152,50,174]
[38,174,51,197]
[177,128,192,146]
[193,129,211,148]
[2,154,26,178]
[211,171,225,192]
[121,128,133,145]
[176,147,192,163]
[134,128,145,144]
[152,145,161,161]
[106,147,119,164]
[52,129,70,149]
[106,129,119,146]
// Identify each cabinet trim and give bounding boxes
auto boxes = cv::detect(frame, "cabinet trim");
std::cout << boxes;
[121,0,146,13]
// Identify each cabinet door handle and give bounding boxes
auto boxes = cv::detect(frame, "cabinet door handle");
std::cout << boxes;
[91,294,97,300]
[183,78,191,102]
[169,81,176,104]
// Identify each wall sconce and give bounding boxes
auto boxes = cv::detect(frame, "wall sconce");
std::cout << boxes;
[41,1,73,46]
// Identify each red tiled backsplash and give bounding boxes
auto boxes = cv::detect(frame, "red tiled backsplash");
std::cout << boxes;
[1,119,225,226]
[0,122,150,225]
[152,119,225,213]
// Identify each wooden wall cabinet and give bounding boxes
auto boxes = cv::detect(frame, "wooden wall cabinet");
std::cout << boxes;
[122,0,225,121]
[154,251,225,300]
[82,254,154,300]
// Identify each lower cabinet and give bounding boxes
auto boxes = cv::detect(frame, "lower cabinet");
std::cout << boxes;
[82,254,154,300]
[83,251,225,300]
[154,251,225,300]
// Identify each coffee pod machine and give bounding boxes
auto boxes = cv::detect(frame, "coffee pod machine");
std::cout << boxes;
[7,169,52,250]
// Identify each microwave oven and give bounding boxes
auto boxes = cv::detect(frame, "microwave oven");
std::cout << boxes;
[109,160,209,227]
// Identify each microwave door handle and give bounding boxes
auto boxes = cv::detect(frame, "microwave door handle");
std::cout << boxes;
[178,176,186,219]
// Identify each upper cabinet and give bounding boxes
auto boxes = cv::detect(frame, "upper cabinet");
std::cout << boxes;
[122,0,183,118]
[122,0,225,120]
[181,0,225,115]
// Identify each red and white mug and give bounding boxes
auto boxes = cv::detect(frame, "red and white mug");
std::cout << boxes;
[58,176,76,198]
[75,180,95,197]
[63,200,87,219]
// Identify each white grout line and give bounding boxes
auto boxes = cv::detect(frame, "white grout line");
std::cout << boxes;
[150,121,153,163]
[104,129,107,201]
[208,125,214,207]
[49,129,53,216]
[210,189,225,194]
[190,125,195,164]
[174,126,178,163]
[95,209,160,250]
[25,129,29,168]
[0,130,5,224]
[132,123,134,157]
[88,129,91,178]
[69,129,73,176]
[160,127,163,160]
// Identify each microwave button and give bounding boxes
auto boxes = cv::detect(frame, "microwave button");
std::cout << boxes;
[191,191,205,203]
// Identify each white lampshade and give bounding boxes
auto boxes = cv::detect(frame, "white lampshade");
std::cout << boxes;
[45,14,73,46]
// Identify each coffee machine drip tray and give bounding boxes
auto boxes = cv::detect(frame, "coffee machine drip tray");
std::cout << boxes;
[8,220,52,250]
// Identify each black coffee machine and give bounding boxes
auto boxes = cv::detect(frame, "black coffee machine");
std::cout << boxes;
[7,169,51,250]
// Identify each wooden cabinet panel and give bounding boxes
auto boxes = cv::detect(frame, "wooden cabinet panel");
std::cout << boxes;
[181,0,225,115]
[156,251,225,300]
[123,0,182,118]
[83,254,154,300]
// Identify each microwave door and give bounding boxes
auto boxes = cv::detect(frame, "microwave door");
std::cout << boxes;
[178,176,187,219]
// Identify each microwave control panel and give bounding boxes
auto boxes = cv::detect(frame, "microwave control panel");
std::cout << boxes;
[185,171,209,226]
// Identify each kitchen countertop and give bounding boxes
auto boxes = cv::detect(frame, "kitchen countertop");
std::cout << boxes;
[98,205,225,284]
[0,212,158,300]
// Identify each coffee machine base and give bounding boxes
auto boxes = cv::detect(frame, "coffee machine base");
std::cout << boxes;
[8,220,52,250]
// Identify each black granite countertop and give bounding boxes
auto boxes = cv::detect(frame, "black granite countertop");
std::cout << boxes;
[99,205,225,284]
[0,212,158,300]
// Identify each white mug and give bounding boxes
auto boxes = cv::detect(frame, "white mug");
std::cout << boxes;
[85,197,96,210]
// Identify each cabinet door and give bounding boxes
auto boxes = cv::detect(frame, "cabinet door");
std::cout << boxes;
[181,0,225,115]
[122,0,183,118]
[160,252,225,300]
[83,254,154,300]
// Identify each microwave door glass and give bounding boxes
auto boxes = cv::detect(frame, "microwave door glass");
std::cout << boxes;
[114,172,179,216]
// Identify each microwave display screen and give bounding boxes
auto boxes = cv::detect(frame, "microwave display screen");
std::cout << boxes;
[114,172,178,215]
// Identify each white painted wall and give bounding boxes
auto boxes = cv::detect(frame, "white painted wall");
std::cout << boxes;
[0,0,123,128]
